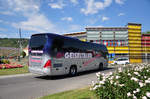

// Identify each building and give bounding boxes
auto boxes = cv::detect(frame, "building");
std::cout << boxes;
[141,34,150,63]
[128,23,142,63]
[86,26,129,63]
[64,23,144,63]
[86,23,142,63]
[63,32,86,41]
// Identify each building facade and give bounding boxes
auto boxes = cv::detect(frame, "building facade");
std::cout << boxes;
[64,23,144,63]
[86,27,129,63]
[86,23,142,63]
[63,32,86,41]
[142,34,150,63]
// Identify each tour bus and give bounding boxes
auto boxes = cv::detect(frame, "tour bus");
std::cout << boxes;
[28,33,108,76]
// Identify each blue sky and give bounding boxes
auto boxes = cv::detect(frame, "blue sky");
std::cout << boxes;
[0,0,150,38]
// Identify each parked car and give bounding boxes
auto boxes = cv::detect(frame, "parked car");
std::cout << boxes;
[113,58,129,65]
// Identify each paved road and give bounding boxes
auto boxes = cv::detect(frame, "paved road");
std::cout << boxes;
[0,68,115,99]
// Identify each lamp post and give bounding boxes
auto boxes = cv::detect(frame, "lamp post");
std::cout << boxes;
[18,28,22,62]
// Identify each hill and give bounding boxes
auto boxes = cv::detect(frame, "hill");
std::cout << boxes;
[0,38,29,48]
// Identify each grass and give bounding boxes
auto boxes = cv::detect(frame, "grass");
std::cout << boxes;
[0,66,29,76]
[40,87,98,99]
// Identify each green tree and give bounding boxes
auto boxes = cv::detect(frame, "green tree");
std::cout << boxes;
[146,31,150,34]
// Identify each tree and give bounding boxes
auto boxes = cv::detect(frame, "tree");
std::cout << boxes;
[146,31,150,34]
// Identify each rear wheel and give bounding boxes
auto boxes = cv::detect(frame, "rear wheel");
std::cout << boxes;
[69,66,77,76]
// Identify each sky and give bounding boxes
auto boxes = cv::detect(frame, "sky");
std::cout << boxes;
[0,0,150,38]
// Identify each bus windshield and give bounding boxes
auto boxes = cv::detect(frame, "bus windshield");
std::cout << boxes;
[30,34,47,50]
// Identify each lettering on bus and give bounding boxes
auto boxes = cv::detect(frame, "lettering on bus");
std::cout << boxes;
[64,52,92,59]
[83,54,101,66]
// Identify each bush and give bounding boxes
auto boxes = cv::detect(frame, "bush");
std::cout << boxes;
[1,59,10,64]
[21,51,26,58]
[91,64,150,99]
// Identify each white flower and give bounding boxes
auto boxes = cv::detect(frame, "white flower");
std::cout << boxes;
[139,82,145,87]
[146,70,149,72]
[133,90,136,94]
[114,82,117,85]
[134,72,140,76]
[99,81,105,85]
[109,76,114,80]
[92,81,95,86]
[133,95,137,99]
[142,96,147,99]
[101,73,105,76]
[118,67,122,72]
[146,92,150,98]
[119,84,124,87]
[96,72,101,77]
[128,73,131,76]
[116,76,120,79]
[127,92,132,97]
[131,77,139,82]
[136,88,140,92]
[110,80,113,84]
[93,85,99,90]
[144,76,147,79]
[145,80,150,84]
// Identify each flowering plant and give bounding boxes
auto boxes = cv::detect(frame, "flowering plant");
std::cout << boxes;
[91,64,150,99]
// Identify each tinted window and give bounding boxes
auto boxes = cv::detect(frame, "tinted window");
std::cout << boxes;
[30,35,47,50]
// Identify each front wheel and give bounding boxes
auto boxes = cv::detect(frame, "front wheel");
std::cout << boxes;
[69,66,77,76]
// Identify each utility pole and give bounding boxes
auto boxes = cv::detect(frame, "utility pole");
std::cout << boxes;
[18,28,22,62]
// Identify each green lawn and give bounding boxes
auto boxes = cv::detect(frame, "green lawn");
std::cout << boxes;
[40,87,98,99]
[0,66,29,76]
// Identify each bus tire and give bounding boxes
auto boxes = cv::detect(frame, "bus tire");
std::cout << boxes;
[69,66,77,76]
[99,63,103,70]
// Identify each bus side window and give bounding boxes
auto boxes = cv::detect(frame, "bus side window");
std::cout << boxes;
[51,39,64,57]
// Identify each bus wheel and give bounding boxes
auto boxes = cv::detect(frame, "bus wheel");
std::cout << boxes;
[69,66,77,76]
[99,63,103,70]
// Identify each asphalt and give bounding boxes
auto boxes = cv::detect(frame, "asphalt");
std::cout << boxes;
[0,67,115,99]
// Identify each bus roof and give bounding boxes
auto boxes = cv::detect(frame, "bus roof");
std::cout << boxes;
[31,33,79,40]
[31,33,108,53]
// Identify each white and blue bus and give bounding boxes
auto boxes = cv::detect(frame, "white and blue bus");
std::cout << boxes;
[29,33,108,76]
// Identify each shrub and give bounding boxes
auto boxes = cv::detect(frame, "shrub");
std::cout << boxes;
[1,59,10,64]
[91,64,150,99]
[21,51,26,58]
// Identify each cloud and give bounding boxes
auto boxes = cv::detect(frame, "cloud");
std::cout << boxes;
[12,14,57,33]
[0,20,9,24]
[61,17,73,22]
[0,33,7,38]
[4,0,59,33]
[7,0,40,14]
[118,13,125,16]
[102,16,109,21]
[0,28,7,32]
[48,0,65,9]
[115,0,125,5]
[0,11,14,15]
[81,0,112,15]
[70,0,78,5]
[69,25,84,32]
